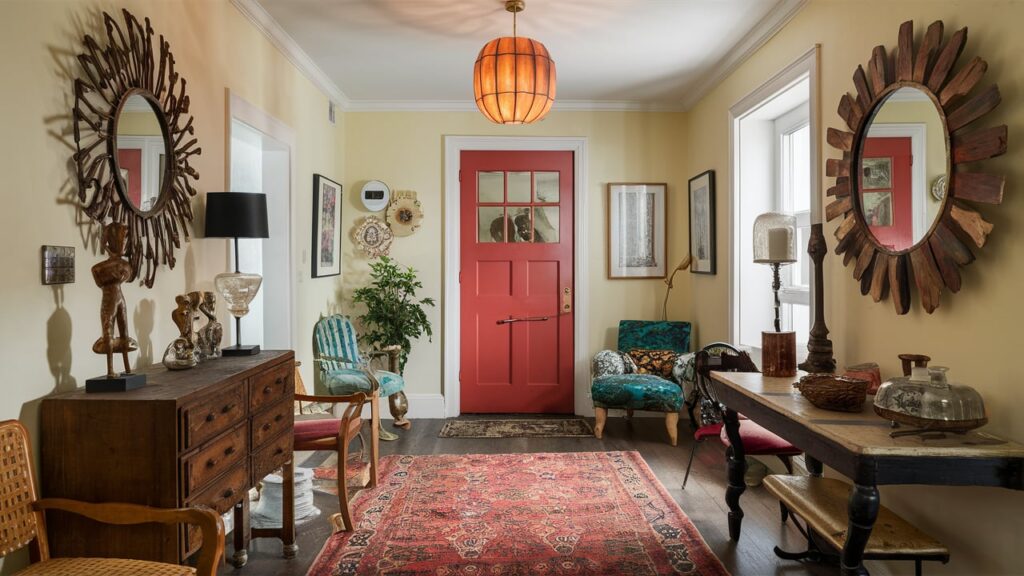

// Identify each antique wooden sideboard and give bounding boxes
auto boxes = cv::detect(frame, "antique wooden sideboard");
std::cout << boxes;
[41,350,296,567]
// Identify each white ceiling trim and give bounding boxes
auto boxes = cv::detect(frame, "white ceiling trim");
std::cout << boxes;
[230,0,351,108]
[344,99,684,113]
[679,0,808,111]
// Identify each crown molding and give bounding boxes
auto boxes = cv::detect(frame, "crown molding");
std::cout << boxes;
[679,0,808,111]
[230,0,350,108]
[344,99,684,113]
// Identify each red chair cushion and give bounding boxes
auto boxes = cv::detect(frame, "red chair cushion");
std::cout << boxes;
[719,419,800,455]
[693,422,724,441]
[294,418,342,443]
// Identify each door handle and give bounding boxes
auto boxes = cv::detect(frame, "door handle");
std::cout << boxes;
[496,316,550,325]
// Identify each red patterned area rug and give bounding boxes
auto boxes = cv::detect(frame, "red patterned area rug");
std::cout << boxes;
[308,451,729,575]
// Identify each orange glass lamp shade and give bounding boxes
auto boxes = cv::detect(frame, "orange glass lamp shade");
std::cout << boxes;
[473,36,556,125]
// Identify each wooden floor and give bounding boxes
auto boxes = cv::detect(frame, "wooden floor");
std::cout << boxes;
[221,415,848,576]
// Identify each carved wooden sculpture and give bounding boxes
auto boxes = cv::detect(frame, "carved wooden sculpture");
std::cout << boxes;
[91,223,137,378]
[73,9,201,287]
[197,291,223,359]
[826,20,1007,314]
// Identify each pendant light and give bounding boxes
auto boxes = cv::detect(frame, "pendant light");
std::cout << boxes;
[473,0,556,124]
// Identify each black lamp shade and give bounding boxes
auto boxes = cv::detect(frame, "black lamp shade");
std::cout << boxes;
[204,192,269,239]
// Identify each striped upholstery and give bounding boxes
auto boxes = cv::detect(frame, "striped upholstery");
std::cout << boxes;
[313,315,363,371]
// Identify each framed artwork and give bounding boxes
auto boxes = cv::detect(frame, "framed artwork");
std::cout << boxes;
[312,174,342,278]
[861,157,892,189]
[862,191,893,227]
[688,170,716,275]
[607,183,667,279]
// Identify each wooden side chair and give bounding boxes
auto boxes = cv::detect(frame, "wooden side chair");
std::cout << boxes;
[293,362,379,532]
[0,419,224,575]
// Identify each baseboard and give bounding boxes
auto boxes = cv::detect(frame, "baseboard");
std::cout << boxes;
[359,393,446,420]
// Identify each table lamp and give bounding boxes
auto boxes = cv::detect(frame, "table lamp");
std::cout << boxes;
[753,212,797,376]
[205,192,269,356]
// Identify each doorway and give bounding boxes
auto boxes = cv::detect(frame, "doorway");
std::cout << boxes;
[228,96,294,350]
[459,151,574,413]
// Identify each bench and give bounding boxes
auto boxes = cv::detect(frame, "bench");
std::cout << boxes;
[764,475,949,575]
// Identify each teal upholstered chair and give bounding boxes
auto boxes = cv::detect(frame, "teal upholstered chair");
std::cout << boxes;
[313,314,410,438]
[591,320,692,445]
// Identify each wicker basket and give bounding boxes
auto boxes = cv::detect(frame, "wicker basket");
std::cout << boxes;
[794,374,869,412]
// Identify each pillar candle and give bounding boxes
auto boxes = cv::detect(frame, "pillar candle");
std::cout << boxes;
[767,227,793,261]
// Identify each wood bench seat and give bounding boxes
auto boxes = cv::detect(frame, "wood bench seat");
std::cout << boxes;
[764,475,949,562]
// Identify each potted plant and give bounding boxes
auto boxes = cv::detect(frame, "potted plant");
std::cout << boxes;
[352,256,435,373]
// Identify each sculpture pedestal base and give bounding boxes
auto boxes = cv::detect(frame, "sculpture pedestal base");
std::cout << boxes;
[86,372,146,393]
[762,331,797,377]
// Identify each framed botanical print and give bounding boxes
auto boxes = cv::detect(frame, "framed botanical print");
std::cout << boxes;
[312,174,342,278]
[688,170,716,275]
[607,183,667,279]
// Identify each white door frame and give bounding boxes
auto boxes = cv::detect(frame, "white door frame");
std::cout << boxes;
[227,89,297,349]
[443,136,589,417]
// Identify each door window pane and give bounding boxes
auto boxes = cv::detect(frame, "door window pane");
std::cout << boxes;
[478,172,504,203]
[507,172,531,203]
[534,172,559,203]
[508,207,532,242]
[534,206,559,243]
[479,207,506,242]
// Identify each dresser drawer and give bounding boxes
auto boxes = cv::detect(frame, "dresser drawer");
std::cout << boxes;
[182,381,247,450]
[188,461,248,515]
[182,423,247,498]
[250,360,293,413]
[252,431,292,484]
[252,399,294,449]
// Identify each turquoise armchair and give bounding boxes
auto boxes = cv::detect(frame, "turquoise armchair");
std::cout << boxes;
[591,320,692,445]
[313,314,410,434]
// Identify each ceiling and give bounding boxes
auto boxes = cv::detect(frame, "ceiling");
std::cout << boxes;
[244,0,805,111]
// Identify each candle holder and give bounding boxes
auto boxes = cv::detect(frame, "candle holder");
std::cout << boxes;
[753,212,797,377]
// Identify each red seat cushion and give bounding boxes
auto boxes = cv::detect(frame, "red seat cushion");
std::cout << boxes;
[693,423,724,441]
[294,418,342,443]
[719,419,800,455]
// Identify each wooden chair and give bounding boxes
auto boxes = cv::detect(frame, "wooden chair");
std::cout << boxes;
[293,362,379,532]
[0,419,223,575]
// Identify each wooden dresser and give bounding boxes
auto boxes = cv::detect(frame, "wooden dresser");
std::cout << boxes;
[41,350,296,566]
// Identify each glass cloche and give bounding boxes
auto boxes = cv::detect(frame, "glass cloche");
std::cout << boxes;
[873,366,987,433]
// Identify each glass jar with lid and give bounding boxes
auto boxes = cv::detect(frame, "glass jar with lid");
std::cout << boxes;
[873,366,987,433]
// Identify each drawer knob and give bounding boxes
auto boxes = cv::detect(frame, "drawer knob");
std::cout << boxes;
[221,403,235,414]
[263,385,272,394]
[205,414,215,423]
[275,447,284,455]
[262,423,272,432]
[274,414,283,422]
[222,488,234,499]
[206,458,216,469]
[224,446,236,456]
[275,377,284,385]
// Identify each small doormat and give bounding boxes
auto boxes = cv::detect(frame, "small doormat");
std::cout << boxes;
[439,418,594,438]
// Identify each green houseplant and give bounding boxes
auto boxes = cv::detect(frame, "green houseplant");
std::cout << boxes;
[352,256,435,373]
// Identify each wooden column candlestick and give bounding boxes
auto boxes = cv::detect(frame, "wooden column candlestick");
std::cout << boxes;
[799,223,837,374]
[763,331,797,377]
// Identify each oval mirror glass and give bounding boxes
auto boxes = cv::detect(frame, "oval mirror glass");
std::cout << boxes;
[114,94,168,213]
[857,87,949,252]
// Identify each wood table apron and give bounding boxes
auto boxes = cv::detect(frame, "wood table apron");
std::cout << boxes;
[708,371,1024,576]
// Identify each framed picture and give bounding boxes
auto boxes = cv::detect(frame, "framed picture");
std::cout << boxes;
[607,183,667,279]
[862,157,892,189]
[862,191,893,227]
[312,174,342,278]
[688,170,716,275]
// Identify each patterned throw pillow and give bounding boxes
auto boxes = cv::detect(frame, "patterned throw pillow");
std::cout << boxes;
[627,349,679,379]
[593,350,636,377]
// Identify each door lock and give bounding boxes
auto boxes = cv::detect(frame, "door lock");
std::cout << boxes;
[562,287,572,313]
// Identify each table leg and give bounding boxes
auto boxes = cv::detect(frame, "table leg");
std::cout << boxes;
[806,455,824,477]
[282,458,298,558]
[723,407,747,541]
[232,498,250,568]
[841,483,880,576]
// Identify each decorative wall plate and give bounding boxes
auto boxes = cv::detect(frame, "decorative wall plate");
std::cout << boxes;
[930,175,948,201]
[353,216,393,258]
[386,191,424,237]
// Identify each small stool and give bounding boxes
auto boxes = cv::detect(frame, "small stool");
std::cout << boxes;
[764,475,949,575]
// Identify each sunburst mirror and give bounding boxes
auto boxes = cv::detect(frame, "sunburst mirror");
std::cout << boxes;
[825,20,1006,314]
[73,9,201,287]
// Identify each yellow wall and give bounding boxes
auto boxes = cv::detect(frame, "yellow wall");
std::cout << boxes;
[0,2,341,569]
[683,1,1024,573]
[116,110,163,137]
[341,111,691,402]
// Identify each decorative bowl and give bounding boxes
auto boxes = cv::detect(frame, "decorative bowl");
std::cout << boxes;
[873,366,987,433]
[794,374,869,412]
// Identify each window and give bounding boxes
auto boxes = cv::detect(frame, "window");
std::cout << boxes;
[775,106,811,344]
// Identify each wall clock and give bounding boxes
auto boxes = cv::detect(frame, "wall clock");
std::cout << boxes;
[360,180,391,212]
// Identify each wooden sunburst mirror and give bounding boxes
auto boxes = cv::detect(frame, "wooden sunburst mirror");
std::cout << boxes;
[825,20,1007,314]
[73,9,201,288]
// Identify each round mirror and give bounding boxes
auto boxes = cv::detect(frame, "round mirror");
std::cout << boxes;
[114,93,170,214]
[857,86,949,252]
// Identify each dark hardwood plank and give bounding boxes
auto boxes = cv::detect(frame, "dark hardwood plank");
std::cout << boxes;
[952,125,1008,164]
[927,27,968,93]
[913,21,944,84]
[896,20,914,81]
[947,84,1000,133]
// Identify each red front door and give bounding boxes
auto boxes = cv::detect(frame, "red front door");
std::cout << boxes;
[460,150,574,413]
[861,137,913,250]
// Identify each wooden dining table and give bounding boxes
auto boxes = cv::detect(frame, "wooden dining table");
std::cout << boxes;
[708,370,1024,575]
